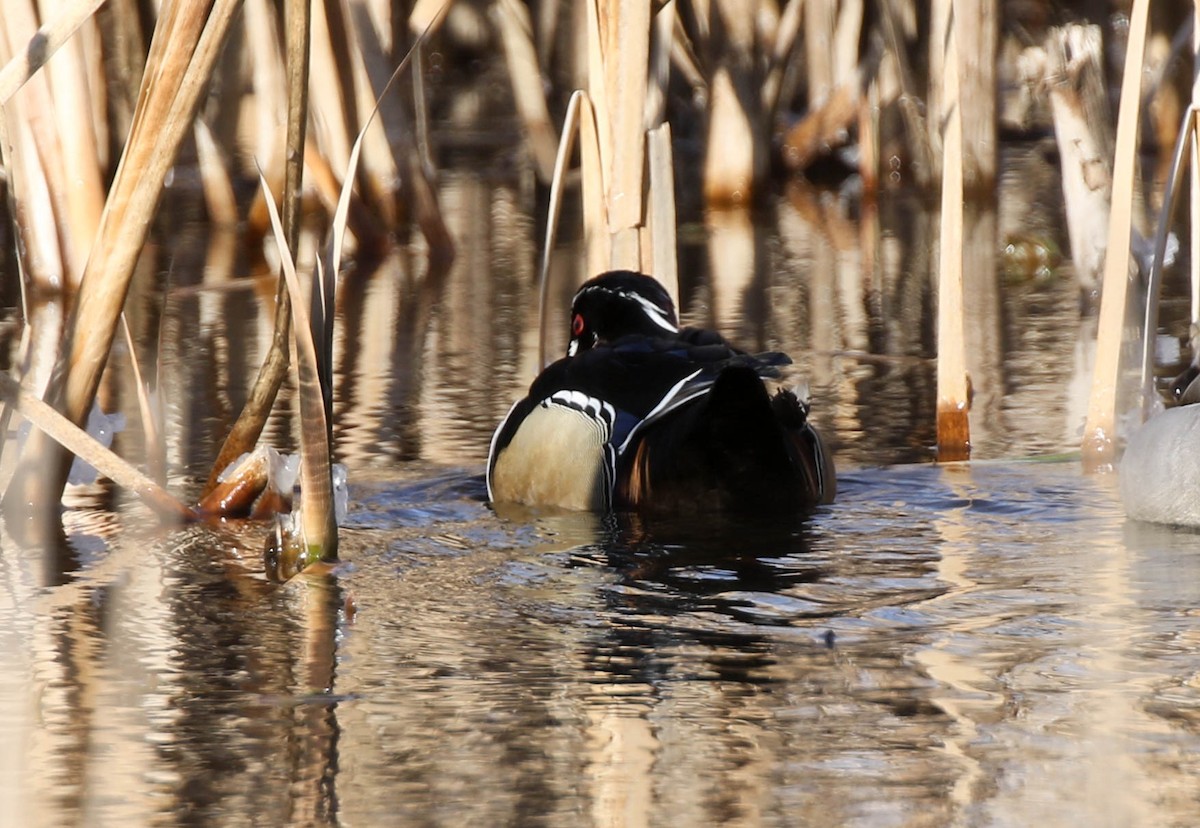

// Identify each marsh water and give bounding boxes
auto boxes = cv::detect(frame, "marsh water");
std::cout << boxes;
[5,134,1200,826]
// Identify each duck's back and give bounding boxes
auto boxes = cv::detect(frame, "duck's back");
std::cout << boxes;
[615,363,835,513]
[487,335,834,513]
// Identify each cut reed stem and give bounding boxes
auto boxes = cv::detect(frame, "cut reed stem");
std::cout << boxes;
[936,2,970,461]
[1081,0,1150,472]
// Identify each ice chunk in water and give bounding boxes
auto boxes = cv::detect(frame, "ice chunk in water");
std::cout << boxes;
[67,403,126,485]
[1120,405,1200,527]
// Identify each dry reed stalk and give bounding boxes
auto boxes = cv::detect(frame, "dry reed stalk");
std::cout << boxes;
[0,300,61,487]
[1082,0,1151,472]
[537,90,585,368]
[204,0,311,494]
[494,0,558,183]
[312,0,398,231]
[955,0,997,193]
[308,0,358,198]
[927,0,951,177]
[580,89,610,281]
[536,1,677,364]
[409,0,455,36]
[3,0,242,521]
[259,173,338,567]
[762,0,803,117]
[833,0,863,88]
[220,19,440,559]
[354,2,454,262]
[645,0,672,127]
[0,0,106,105]
[1192,0,1200,343]
[1138,104,1196,415]
[341,1,410,225]
[646,122,677,306]
[194,119,239,226]
[858,74,880,194]
[94,0,147,143]
[244,0,288,179]
[34,1,104,284]
[285,0,316,382]
[669,14,704,92]
[119,314,167,484]
[961,204,1001,448]
[781,0,869,180]
[878,0,932,189]
[0,3,69,291]
[804,0,834,107]
[1046,25,1113,296]
[935,4,970,461]
[0,86,62,291]
[589,0,650,267]
[701,0,765,205]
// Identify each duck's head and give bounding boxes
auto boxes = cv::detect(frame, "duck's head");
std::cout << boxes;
[567,270,679,356]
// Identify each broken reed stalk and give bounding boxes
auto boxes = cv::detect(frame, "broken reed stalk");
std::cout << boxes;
[1081,0,1151,472]
[0,371,193,521]
[203,0,311,494]
[3,0,242,523]
[935,3,970,461]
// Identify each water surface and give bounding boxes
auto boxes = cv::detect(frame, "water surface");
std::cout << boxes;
[2,134,1199,827]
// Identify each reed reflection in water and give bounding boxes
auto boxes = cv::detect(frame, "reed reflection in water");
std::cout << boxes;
[3,134,1197,824]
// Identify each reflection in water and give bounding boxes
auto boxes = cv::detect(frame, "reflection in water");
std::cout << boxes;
[8,458,1200,823]
[6,110,1200,828]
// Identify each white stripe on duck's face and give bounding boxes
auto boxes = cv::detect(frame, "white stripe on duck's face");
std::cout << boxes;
[489,402,612,510]
[567,275,679,356]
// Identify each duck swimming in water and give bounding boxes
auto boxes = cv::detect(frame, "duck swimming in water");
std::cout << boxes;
[487,270,835,513]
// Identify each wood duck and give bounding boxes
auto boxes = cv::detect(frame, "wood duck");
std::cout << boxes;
[487,270,836,513]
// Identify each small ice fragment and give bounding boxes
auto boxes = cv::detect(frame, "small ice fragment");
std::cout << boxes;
[1155,334,1181,366]
[332,463,348,523]
[68,403,127,485]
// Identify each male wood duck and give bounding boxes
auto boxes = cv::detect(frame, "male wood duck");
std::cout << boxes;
[487,270,836,513]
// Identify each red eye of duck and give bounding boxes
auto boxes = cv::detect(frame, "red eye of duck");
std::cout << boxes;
[572,313,585,336]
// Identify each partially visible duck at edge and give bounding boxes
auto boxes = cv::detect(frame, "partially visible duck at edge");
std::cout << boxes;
[487,270,836,514]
